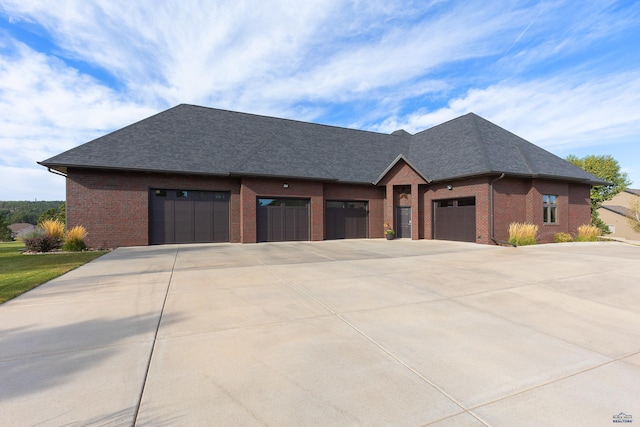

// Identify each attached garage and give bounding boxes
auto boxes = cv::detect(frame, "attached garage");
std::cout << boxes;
[257,198,309,242]
[433,197,476,242]
[149,189,230,244]
[325,201,368,240]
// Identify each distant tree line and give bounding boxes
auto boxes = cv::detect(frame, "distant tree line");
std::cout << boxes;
[0,201,65,225]
[0,201,66,242]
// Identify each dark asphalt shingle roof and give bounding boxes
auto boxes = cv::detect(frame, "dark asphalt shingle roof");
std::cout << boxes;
[601,205,634,218]
[40,104,606,185]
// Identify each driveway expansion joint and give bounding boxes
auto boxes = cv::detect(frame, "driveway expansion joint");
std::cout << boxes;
[131,249,178,426]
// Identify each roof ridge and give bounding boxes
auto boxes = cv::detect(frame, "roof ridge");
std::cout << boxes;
[179,103,403,139]
[469,113,496,173]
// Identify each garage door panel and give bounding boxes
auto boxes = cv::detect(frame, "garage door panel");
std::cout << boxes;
[150,194,173,245]
[149,189,229,245]
[326,201,368,240]
[434,198,476,243]
[257,198,309,242]
[193,200,213,243]
[212,204,229,242]
[174,197,194,243]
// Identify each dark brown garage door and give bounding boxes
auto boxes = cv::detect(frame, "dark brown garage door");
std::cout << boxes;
[433,197,476,242]
[326,201,368,240]
[257,198,309,242]
[150,189,230,244]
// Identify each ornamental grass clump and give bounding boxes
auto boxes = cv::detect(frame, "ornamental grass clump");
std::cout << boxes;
[508,222,538,246]
[24,219,66,252]
[63,225,88,252]
[576,224,599,242]
[553,232,573,243]
[40,219,65,241]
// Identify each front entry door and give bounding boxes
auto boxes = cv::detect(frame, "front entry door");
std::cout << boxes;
[396,207,411,238]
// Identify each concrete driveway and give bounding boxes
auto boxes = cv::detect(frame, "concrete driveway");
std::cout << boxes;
[1,239,639,426]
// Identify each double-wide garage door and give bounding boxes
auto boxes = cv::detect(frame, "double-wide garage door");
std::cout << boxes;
[150,189,229,244]
[433,197,476,242]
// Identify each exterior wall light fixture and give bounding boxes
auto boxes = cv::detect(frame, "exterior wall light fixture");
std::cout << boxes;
[447,185,453,190]
[283,183,289,188]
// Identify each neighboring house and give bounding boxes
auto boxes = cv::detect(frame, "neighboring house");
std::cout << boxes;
[9,223,36,240]
[599,189,640,239]
[39,104,605,249]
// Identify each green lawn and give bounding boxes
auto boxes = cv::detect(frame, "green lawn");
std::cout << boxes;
[0,241,107,304]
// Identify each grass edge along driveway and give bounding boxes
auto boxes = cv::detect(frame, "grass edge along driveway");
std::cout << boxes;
[0,241,106,304]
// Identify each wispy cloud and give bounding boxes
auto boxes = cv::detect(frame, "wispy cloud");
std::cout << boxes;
[371,71,640,152]
[0,0,639,199]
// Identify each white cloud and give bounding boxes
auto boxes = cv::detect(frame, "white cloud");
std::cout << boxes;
[0,0,639,197]
[0,165,65,200]
[372,72,640,152]
[0,0,531,112]
[0,38,155,199]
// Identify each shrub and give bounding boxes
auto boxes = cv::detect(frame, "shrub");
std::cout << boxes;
[22,233,59,252]
[553,232,573,243]
[39,219,65,248]
[508,222,538,246]
[63,225,88,252]
[63,237,87,252]
[576,224,599,242]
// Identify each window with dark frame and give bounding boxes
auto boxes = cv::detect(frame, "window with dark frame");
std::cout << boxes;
[543,194,558,224]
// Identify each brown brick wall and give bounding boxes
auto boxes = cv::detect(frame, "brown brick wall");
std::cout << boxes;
[526,180,569,243]
[493,178,529,242]
[492,178,591,243]
[66,168,241,248]
[65,168,593,248]
[424,177,491,243]
[377,161,427,239]
[568,183,592,235]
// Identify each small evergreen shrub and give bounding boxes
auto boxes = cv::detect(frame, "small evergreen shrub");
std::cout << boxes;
[553,232,573,243]
[63,225,88,252]
[508,222,538,246]
[576,224,599,242]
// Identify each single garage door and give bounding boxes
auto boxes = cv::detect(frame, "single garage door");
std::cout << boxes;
[257,198,309,242]
[326,201,368,240]
[433,197,476,242]
[150,189,230,244]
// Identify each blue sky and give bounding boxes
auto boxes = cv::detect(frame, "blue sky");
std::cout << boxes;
[1,0,639,201]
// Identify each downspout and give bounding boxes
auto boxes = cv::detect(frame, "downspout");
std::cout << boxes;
[47,167,67,178]
[490,173,516,247]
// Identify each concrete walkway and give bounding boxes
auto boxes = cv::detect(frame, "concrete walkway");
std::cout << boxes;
[1,240,639,426]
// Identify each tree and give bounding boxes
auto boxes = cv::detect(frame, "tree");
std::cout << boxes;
[629,199,640,234]
[0,201,64,224]
[0,211,12,241]
[37,202,66,225]
[566,154,632,234]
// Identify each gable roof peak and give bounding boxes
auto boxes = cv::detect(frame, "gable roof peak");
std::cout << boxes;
[391,129,412,136]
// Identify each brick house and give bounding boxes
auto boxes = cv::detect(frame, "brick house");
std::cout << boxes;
[598,189,640,239]
[39,104,605,248]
